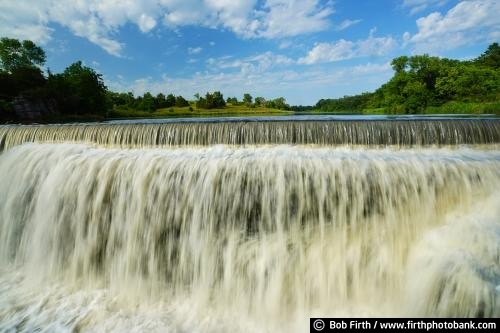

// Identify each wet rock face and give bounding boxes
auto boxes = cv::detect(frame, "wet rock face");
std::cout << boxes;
[12,95,57,121]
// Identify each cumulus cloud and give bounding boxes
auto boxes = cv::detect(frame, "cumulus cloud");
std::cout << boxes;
[107,60,393,105]
[0,0,52,44]
[250,0,334,38]
[0,0,334,56]
[406,0,500,53]
[163,0,334,38]
[298,29,397,65]
[0,0,159,56]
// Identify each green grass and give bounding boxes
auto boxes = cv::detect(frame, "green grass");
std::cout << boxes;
[8,101,497,124]
[361,108,387,115]
[109,104,293,119]
[423,101,500,115]
[357,101,500,115]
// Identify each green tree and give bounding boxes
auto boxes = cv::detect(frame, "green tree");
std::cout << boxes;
[165,93,176,107]
[226,96,238,104]
[409,55,442,92]
[312,43,500,114]
[0,38,46,72]
[155,93,167,108]
[48,61,107,115]
[111,91,135,107]
[139,92,156,111]
[212,91,225,108]
[196,91,226,109]
[267,97,290,110]
[0,38,47,115]
[402,81,429,113]
[376,55,447,112]
[453,66,500,101]
[391,56,409,73]
[254,96,266,107]
[11,67,46,94]
[175,95,189,107]
[315,93,373,112]
[0,66,46,100]
[435,65,461,101]
[243,93,253,106]
[475,42,500,69]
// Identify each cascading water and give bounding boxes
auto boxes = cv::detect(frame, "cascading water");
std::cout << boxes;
[1,119,499,149]
[0,118,499,332]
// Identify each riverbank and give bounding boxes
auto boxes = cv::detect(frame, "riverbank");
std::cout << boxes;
[2,101,498,124]
[362,101,500,115]
[108,101,500,121]
[109,104,293,119]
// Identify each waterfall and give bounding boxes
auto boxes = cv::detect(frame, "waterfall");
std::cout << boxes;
[1,119,499,150]
[0,119,499,332]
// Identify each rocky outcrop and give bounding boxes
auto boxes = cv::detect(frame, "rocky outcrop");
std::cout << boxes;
[12,95,58,121]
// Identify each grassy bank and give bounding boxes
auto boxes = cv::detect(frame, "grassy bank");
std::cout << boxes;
[4,101,498,124]
[423,101,500,115]
[359,101,500,115]
[109,103,293,119]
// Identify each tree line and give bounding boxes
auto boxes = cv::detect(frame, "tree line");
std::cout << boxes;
[313,43,500,114]
[0,37,291,122]
[2,37,498,121]
[0,37,108,121]
[226,93,291,110]
[108,91,190,112]
[109,91,291,112]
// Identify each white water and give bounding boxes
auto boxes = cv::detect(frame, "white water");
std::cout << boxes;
[0,143,500,332]
[1,119,499,149]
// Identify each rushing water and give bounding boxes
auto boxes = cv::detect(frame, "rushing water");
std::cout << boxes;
[1,118,499,150]
[0,117,499,332]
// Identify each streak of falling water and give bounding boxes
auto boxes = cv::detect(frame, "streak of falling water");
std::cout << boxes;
[0,119,499,150]
[0,143,499,332]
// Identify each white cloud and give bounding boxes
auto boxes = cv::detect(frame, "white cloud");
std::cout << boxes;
[351,62,392,74]
[406,0,500,53]
[138,14,157,32]
[203,0,258,36]
[162,0,334,39]
[207,51,293,75]
[65,15,125,56]
[162,0,211,27]
[188,47,203,55]
[298,40,354,64]
[0,0,335,56]
[106,48,393,104]
[248,52,294,70]
[298,30,397,65]
[0,0,157,56]
[0,0,52,44]
[107,60,393,105]
[335,19,362,31]
[402,0,449,15]
[249,0,334,38]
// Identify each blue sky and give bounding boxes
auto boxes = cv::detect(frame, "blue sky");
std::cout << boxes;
[1,0,498,105]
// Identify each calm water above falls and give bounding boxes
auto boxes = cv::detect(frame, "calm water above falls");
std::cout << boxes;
[0,117,499,332]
